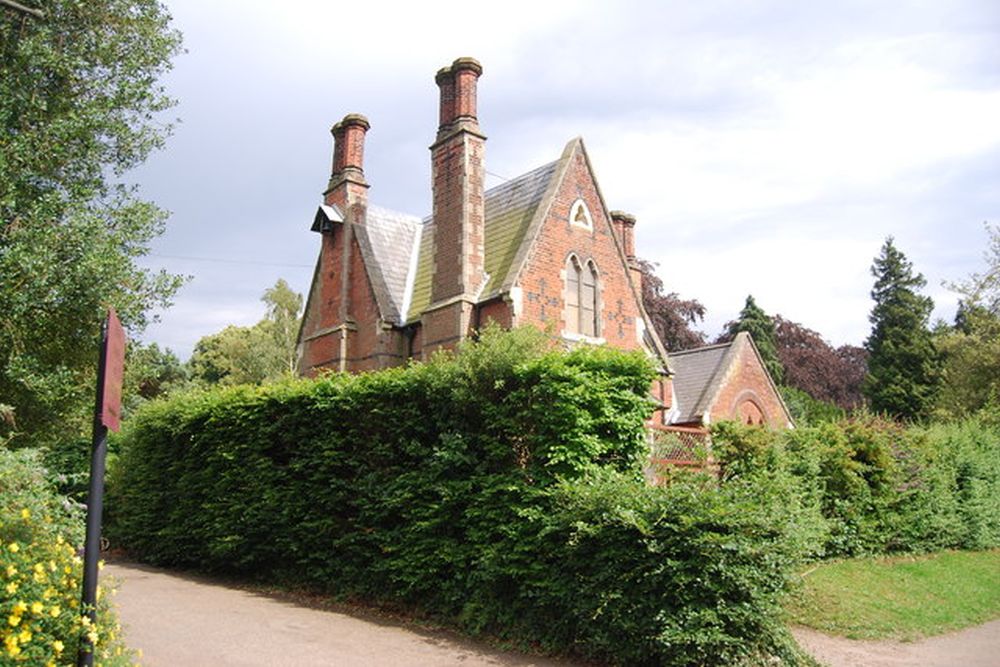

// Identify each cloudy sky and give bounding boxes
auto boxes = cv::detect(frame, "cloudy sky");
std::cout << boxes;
[131,0,1000,358]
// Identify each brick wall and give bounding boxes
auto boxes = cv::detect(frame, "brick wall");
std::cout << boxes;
[711,342,789,429]
[515,144,642,351]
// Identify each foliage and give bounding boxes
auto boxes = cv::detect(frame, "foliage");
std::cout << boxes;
[934,309,1000,418]
[107,327,815,665]
[188,279,303,386]
[635,258,706,351]
[719,295,784,383]
[0,448,133,664]
[773,317,866,410]
[0,0,185,446]
[712,415,1000,558]
[935,223,1000,417]
[786,549,1000,640]
[863,238,940,420]
[947,221,1000,315]
[779,386,844,426]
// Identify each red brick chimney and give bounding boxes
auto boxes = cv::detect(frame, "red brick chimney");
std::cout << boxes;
[423,57,486,352]
[610,210,643,290]
[324,113,370,210]
[610,210,636,260]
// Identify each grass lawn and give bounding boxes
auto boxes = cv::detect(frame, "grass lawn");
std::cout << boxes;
[785,549,1000,640]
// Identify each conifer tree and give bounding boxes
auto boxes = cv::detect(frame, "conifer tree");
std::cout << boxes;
[725,295,784,383]
[863,237,939,420]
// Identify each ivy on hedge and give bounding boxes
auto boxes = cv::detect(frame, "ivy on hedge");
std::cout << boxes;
[107,327,815,666]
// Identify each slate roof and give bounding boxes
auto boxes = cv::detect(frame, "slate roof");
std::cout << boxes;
[668,339,736,424]
[357,159,559,325]
[354,206,422,323]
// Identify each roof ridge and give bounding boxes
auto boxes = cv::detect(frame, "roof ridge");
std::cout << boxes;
[669,339,735,357]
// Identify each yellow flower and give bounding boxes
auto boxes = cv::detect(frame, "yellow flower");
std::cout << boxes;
[30,601,44,615]
[7,542,18,553]
[5,582,16,595]
[49,605,61,617]
[33,563,45,574]
[86,629,98,644]
[52,639,64,653]
[17,629,31,644]
[20,508,30,519]
[5,565,15,577]
[13,602,27,615]
[7,614,20,627]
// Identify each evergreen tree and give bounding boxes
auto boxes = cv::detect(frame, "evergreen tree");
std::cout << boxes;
[863,237,939,420]
[722,295,784,383]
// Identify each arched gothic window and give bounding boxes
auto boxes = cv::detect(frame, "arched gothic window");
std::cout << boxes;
[565,256,599,337]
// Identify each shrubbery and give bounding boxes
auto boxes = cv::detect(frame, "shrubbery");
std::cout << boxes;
[108,327,815,666]
[0,448,133,664]
[712,414,1000,557]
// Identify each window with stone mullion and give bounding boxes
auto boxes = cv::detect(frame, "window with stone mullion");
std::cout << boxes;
[581,263,597,337]
[566,257,581,334]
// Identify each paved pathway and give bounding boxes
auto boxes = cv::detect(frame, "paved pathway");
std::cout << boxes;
[105,562,577,667]
[792,621,1000,667]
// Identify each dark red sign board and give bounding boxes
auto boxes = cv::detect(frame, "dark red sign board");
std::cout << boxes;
[99,308,126,432]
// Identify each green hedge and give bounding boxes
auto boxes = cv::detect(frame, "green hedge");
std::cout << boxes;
[108,328,814,666]
[712,414,1000,558]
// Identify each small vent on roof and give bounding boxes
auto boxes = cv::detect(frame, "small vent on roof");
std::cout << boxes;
[311,204,343,233]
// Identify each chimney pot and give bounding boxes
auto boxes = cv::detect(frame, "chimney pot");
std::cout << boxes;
[329,113,370,182]
[436,57,483,131]
[610,210,637,260]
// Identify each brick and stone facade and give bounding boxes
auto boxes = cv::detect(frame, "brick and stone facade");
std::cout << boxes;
[296,57,790,430]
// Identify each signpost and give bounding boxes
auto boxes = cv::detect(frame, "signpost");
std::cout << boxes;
[78,308,125,667]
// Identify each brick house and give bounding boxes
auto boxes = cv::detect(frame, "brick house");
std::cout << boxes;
[297,57,791,431]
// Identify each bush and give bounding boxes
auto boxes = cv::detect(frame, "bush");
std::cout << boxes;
[0,448,133,664]
[108,327,814,665]
[712,415,1000,558]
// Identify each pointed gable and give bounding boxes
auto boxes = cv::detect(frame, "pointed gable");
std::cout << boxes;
[669,332,793,428]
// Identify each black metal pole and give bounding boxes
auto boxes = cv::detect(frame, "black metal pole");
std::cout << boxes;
[78,318,109,667]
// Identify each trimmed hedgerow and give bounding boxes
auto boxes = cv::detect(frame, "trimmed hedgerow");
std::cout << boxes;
[712,414,1000,558]
[108,327,815,666]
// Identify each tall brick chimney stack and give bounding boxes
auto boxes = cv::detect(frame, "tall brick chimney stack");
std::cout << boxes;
[610,210,643,290]
[324,113,370,209]
[423,57,487,353]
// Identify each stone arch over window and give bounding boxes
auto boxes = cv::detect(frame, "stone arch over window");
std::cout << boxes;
[564,254,600,337]
[569,198,593,230]
[731,389,767,426]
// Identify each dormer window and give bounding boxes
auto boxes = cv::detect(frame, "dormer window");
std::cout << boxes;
[565,255,600,338]
[569,199,593,230]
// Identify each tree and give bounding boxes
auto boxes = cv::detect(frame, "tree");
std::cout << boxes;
[261,278,304,375]
[772,316,866,410]
[719,295,784,383]
[1,0,184,445]
[934,222,1000,417]
[634,258,706,351]
[863,237,939,420]
[188,280,303,386]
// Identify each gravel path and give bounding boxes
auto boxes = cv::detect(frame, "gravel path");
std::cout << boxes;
[105,561,999,667]
[105,562,578,667]
[792,621,1000,667]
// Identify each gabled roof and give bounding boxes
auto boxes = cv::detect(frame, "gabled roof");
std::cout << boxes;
[668,332,793,425]
[668,339,737,424]
[334,137,668,376]
[400,159,559,323]
[354,206,422,323]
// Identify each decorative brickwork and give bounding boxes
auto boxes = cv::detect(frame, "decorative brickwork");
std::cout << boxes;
[295,57,791,433]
